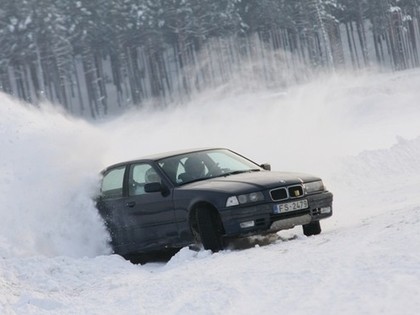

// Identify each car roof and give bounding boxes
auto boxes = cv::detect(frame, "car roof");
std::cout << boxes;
[140,147,222,160]
[102,147,227,172]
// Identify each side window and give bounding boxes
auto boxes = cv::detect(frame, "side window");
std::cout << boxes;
[101,166,125,198]
[129,163,161,196]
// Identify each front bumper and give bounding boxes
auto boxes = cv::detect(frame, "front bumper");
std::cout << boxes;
[220,191,333,237]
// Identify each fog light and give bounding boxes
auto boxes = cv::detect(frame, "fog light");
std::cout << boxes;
[240,221,255,228]
[320,206,331,214]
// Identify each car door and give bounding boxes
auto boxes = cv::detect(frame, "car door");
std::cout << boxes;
[96,165,130,252]
[122,162,178,251]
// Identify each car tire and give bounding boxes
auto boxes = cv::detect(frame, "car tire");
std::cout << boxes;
[196,207,224,252]
[303,221,321,236]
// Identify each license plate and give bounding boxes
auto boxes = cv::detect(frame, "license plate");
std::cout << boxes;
[273,199,308,214]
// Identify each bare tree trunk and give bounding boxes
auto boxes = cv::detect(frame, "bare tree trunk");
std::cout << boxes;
[407,18,420,66]
[355,15,369,66]
[311,0,334,69]
[0,66,12,95]
[349,22,361,69]
[94,52,108,115]
[73,58,86,115]
[81,50,99,118]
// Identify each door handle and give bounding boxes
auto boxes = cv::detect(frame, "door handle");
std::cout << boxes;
[126,201,136,207]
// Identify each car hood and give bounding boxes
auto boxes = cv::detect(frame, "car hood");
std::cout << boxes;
[179,171,320,194]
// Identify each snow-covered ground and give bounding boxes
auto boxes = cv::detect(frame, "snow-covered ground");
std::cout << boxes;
[1,69,420,314]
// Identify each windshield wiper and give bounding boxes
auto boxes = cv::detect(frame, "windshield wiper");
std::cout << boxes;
[223,169,261,176]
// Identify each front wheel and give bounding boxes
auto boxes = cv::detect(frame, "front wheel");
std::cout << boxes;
[195,207,224,252]
[303,221,321,236]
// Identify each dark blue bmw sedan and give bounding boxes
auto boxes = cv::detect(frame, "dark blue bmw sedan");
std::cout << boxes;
[96,148,333,257]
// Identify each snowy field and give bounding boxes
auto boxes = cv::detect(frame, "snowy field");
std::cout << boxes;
[1,69,420,314]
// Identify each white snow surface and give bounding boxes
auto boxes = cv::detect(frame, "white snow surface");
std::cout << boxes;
[1,69,420,314]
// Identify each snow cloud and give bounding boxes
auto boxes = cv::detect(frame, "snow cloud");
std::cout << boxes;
[1,69,420,258]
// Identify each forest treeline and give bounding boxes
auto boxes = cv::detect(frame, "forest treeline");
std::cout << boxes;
[1,0,420,117]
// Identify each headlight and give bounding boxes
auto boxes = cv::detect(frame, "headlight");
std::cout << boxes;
[304,180,324,194]
[226,192,264,207]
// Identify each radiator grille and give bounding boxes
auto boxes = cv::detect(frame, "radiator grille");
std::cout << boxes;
[270,187,287,201]
[270,185,304,201]
[288,185,304,198]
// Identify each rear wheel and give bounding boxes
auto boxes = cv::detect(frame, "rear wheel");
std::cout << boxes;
[195,207,224,252]
[303,221,321,236]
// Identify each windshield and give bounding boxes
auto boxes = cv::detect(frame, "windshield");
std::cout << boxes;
[157,149,261,185]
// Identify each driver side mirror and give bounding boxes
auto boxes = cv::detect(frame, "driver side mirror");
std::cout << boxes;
[144,182,170,197]
[260,163,271,171]
[144,182,163,193]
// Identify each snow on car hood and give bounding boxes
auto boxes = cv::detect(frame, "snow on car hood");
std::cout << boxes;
[181,171,321,193]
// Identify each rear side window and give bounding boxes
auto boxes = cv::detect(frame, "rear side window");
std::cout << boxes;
[101,166,125,198]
